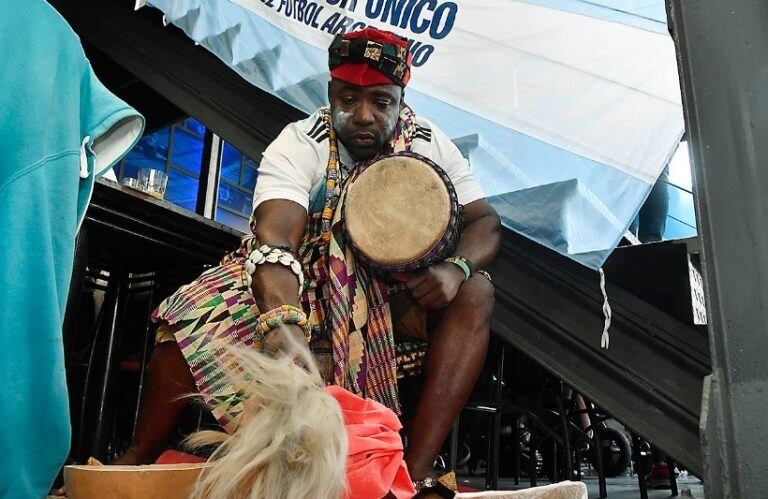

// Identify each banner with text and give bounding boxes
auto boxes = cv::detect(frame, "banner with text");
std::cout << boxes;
[148,0,684,268]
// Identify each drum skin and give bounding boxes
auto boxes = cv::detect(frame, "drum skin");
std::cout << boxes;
[344,152,459,271]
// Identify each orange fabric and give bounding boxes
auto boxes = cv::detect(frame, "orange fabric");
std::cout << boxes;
[325,385,416,499]
[155,388,415,498]
[155,450,207,465]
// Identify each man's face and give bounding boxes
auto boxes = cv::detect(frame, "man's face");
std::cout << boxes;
[328,78,403,161]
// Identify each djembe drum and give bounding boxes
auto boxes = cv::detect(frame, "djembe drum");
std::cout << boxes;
[344,151,463,273]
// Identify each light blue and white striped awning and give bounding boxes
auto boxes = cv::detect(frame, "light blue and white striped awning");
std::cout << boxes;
[519,0,668,33]
[141,0,683,269]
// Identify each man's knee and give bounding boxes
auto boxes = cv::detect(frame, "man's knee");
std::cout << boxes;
[452,274,494,323]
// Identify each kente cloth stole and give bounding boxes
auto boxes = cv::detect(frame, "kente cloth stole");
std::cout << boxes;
[317,104,416,414]
[244,105,417,413]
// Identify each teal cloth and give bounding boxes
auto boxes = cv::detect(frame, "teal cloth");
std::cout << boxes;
[0,2,144,497]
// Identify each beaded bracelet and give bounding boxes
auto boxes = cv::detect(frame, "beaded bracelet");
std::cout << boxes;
[445,256,474,282]
[257,305,312,343]
[244,244,304,295]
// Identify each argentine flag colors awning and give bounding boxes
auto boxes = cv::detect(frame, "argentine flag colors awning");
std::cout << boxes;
[143,0,683,269]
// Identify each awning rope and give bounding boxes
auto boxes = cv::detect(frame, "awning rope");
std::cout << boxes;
[599,267,611,349]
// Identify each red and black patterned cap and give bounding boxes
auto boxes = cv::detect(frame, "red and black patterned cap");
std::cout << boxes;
[329,27,412,87]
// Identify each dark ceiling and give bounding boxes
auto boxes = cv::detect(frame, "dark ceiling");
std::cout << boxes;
[83,44,186,133]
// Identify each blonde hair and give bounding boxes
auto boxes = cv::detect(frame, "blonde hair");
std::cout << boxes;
[186,334,348,499]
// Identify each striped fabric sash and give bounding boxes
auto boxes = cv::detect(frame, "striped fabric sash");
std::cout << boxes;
[243,105,417,412]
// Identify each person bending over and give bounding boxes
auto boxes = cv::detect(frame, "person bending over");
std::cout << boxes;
[117,27,501,497]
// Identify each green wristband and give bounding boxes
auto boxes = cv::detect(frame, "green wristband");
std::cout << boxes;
[445,256,473,282]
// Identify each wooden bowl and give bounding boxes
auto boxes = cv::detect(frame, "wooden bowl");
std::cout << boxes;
[64,463,210,499]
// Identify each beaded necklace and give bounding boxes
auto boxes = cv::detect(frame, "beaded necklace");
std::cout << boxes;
[320,110,341,241]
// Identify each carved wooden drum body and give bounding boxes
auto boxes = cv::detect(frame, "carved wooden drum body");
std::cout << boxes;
[344,152,462,273]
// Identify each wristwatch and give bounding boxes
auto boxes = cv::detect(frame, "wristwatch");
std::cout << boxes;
[445,255,474,282]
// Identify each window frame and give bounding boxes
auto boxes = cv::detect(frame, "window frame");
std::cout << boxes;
[116,117,257,233]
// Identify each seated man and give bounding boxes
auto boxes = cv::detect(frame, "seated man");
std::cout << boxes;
[118,27,500,496]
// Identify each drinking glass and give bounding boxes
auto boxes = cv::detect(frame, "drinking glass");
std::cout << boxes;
[120,177,139,189]
[138,168,168,200]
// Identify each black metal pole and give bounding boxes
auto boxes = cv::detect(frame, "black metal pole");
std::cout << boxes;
[632,432,648,499]
[592,418,607,499]
[488,345,505,489]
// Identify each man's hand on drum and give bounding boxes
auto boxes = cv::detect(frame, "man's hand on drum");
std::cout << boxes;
[392,262,466,309]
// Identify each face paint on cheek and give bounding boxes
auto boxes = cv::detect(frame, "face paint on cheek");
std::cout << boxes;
[380,108,398,141]
[332,107,352,133]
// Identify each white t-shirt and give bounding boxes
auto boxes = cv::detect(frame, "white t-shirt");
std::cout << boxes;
[253,109,484,212]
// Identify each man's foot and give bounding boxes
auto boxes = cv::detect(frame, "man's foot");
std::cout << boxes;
[648,462,671,489]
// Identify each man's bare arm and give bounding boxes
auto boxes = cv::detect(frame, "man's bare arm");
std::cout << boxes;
[249,199,309,353]
[398,199,501,309]
[453,198,502,270]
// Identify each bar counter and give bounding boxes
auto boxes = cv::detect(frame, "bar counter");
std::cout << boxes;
[83,178,243,270]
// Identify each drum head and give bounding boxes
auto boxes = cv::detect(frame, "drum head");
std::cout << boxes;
[345,155,451,266]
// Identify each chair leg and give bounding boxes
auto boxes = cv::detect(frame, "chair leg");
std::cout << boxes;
[74,277,108,463]
[489,344,505,490]
[489,410,501,489]
[90,260,129,460]
[448,417,460,472]
[575,445,582,481]
[667,457,679,496]
[512,420,521,485]
[484,415,493,489]
[132,284,157,440]
[632,433,648,499]
[552,441,560,482]
[555,384,573,481]
[592,425,608,498]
